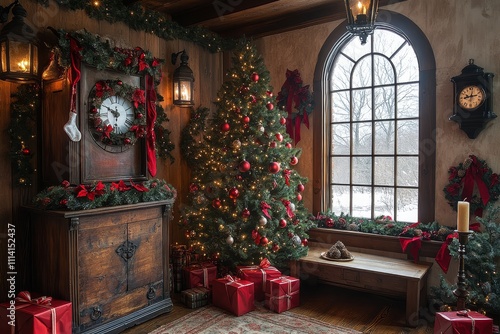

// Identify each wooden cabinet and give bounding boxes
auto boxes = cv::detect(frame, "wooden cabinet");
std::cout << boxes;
[25,200,174,334]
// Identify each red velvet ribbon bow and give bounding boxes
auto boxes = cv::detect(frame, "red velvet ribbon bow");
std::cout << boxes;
[146,74,157,177]
[398,222,422,262]
[260,201,272,219]
[282,199,295,218]
[461,155,490,216]
[259,258,271,269]
[283,169,291,186]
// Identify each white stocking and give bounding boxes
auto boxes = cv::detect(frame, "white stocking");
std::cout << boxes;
[64,111,82,142]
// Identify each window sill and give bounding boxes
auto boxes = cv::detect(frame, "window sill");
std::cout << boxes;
[308,227,443,259]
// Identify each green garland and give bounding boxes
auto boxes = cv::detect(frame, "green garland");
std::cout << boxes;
[33,178,176,211]
[34,0,239,52]
[7,84,40,187]
[311,212,455,241]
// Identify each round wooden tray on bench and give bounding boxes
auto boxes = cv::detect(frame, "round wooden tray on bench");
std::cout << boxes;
[320,252,354,262]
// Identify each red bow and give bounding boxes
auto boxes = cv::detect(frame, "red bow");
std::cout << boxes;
[259,258,271,268]
[283,169,291,186]
[461,155,490,216]
[282,200,295,218]
[16,291,52,306]
[261,201,272,219]
[130,179,149,192]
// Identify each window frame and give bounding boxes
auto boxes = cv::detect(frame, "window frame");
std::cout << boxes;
[312,10,436,224]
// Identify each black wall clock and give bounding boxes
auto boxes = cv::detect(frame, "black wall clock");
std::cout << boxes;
[450,59,496,139]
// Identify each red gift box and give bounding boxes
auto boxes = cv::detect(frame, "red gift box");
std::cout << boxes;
[237,258,282,302]
[434,311,493,334]
[265,276,300,313]
[0,291,72,334]
[183,262,217,289]
[212,275,255,316]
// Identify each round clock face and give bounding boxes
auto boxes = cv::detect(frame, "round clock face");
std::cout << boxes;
[99,96,134,135]
[458,85,485,110]
[88,80,146,152]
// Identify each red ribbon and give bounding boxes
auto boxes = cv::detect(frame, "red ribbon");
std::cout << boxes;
[461,155,490,216]
[282,199,295,218]
[146,74,157,177]
[399,236,422,263]
[283,169,291,186]
[260,201,272,219]
[68,35,82,115]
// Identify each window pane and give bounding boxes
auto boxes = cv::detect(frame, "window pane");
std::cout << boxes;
[331,185,350,214]
[342,37,371,62]
[352,122,371,154]
[374,121,395,154]
[352,156,371,185]
[374,55,395,86]
[331,123,350,155]
[352,89,372,121]
[374,86,395,120]
[374,29,406,57]
[397,120,419,154]
[374,157,394,186]
[397,83,419,118]
[374,187,394,218]
[397,188,418,222]
[331,55,353,91]
[352,186,371,218]
[352,56,372,88]
[332,156,350,184]
[393,43,419,82]
[332,91,350,122]
[397,157,419,186]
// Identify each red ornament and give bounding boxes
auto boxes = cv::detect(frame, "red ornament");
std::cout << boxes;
[239,160,251,172]
[279,219,287,228]
[272,244,280,252]
[136,113,143,119]
[235,175,243,181]
[241,208,251,218]
[242,116,250,124]
[297,184,305,192]
[229,187,239,199]
[254,235,261,245]
[280,117,286,125]
[251,72,259,82]
[269,141,277,148]
[124,138,131,145]
[117,80,123,85]
[290,156,299,165]
[266,90,273,97]
[285,143,292,148]
[302,238,308,246]
[275,133,283,142]
[212,199,222,208]
[266,102,274,110]
[221,122,230,132]
[325,218,334,228]
[91,106,98,113]
[239,85,249,94]
[233,107,241,113]
[21,148,30,155]
[269,162,280,174]
[252,229,259,239]
[260,237,269,245]
[296,193,302,201]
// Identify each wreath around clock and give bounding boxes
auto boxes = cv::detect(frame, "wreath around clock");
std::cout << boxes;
[88,79,147,147]
[443,154,500,216]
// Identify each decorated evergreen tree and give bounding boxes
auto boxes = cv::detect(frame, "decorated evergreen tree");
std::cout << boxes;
[430,204,500,315]
[180,41,315,270]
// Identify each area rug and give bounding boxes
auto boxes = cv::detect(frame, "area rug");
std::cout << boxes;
[148,304,361,334]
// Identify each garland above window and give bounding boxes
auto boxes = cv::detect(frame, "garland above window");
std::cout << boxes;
[35,0,238,52]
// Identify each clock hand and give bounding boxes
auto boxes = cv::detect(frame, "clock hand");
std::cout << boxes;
[102,105,120,118]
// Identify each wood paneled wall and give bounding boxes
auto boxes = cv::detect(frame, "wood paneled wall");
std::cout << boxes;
[0,1,223,301]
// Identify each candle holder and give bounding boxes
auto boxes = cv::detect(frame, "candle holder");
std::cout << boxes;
[453,230,473,311]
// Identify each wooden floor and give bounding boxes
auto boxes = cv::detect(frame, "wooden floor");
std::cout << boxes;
[122,282,435,333]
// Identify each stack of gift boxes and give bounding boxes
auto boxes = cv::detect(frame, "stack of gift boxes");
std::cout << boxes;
[173,249,301,316]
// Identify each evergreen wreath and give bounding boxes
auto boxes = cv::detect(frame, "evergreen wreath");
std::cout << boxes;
[88,79,146,146]
[443,155,500,216]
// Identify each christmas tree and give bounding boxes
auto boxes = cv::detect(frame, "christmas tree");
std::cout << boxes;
[180,41,315,270]
[430,204,500,315]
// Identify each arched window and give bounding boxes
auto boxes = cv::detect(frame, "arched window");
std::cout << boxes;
[313,11,436,224]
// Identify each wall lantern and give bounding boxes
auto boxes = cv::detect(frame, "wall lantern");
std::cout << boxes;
[0,0,39,83]
[171,50,194,106]
[344,0,379,45]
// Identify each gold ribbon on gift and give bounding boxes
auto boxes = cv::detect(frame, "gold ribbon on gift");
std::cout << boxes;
[15,291,57,334]
[268,277,298,311]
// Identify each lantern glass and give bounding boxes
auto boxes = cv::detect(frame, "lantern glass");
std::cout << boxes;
[344,0,379,44]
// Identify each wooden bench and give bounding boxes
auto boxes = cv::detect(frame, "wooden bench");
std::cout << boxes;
[290,243,432,326]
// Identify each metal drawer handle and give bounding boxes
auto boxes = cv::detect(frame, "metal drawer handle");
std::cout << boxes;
[116,240,137,261]
[147,286,156,300]
[90,306,102,321]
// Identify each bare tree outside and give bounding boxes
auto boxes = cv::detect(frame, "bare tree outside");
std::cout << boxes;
[329,28,419,222]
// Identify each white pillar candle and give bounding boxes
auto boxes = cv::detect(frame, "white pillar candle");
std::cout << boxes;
[457,201,470,232]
